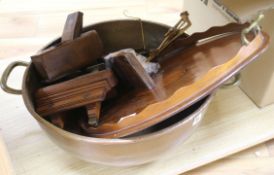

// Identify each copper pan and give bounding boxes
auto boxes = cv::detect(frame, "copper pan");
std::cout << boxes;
[0,20,215,166]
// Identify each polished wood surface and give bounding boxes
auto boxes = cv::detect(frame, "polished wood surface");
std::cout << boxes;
[35,69,117,123]
[82,28,268,138]
[31,30,103,82]
[1,0,274,173]
[107,53,156,89]
[31,11,103,82]
[61,11,83,42]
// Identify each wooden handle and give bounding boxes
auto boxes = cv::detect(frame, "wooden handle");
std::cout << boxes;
[61,11,83,42]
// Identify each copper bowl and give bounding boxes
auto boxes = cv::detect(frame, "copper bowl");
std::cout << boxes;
[1,20,213,166]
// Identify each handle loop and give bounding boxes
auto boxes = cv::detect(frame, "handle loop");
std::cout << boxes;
[241,13,264,45]
[0,61,29,95]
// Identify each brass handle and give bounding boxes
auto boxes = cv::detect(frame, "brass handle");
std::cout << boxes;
[221,73,241,89]
[241,13,264,46]
[0,61,29,95]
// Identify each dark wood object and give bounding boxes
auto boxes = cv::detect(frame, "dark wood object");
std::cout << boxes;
[50,113,65,129]
[106,54,155,89]
[31,12,103,82]
[86,102,101,126]
[80,23,269,138]
[35,69,117,125]
[62,11,83,42]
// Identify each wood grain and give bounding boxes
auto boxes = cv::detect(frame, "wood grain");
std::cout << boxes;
[31,30,103,82]
[106,53,156,89]
[82,30,269,138]
[61,11,83,42]
[35,69,117,116]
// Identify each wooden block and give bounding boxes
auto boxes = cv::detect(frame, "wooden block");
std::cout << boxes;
[31,11,103,83]
[61,11,83,42]
[35,69,117,119]
[107,54,155,89]
[31,30,104,82]
[86,102,101,126]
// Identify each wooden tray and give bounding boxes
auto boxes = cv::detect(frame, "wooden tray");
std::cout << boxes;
[83,24,269,138]
[1,58,274,174]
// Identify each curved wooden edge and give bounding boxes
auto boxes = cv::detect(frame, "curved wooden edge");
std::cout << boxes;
[84,31,269,138]
[160,22,249,57]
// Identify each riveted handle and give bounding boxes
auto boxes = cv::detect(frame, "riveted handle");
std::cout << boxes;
[0,61,29,95]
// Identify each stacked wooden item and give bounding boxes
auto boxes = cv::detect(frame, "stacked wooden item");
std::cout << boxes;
[32,12,117,126]
[31,11,269,138]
